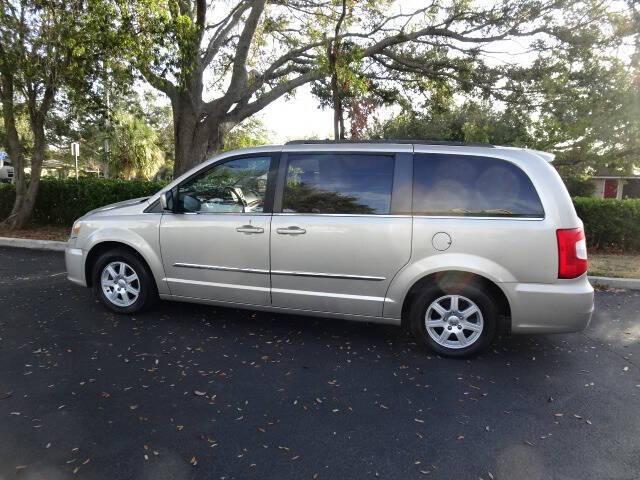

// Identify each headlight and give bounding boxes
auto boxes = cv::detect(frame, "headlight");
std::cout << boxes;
[71,220,83,237]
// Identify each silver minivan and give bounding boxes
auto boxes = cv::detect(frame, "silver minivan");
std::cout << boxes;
[65,141,594,356]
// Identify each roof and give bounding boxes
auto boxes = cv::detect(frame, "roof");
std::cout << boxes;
[592,167,640,179]
[592,175,640,179]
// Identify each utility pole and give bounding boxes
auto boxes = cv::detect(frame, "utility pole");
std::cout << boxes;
[71,142,80,179]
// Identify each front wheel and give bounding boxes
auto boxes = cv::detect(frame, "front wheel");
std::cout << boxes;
[409,283,497,357]
[92,248,157,314]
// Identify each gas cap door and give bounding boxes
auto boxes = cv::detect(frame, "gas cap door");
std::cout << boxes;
[432,232,452,251]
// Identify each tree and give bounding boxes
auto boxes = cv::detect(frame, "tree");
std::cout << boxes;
[108,111,166,179]
[0,0,109,228]
[528,53,640,177]
[327,0,347,139]
[111,0,613,175]
[369,99,533,144]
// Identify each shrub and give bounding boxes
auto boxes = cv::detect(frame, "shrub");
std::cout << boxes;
[563,176,595,197]
[574,197,640,252]
[0,178,165,227]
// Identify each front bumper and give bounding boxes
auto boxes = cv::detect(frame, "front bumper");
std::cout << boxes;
[65,244,87,287]
[503,276,594,334]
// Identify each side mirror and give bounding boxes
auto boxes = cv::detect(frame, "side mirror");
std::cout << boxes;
[160,190,173,211]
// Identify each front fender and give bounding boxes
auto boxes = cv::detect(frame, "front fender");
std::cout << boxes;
[80,217,168,295]
[383,253,516,319]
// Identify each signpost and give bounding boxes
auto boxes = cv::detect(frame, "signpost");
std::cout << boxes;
[71,142,80,179]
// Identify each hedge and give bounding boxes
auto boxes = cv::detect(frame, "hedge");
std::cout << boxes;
[0,179,639,252]
[573,197,640,252]
[0,178,165,227]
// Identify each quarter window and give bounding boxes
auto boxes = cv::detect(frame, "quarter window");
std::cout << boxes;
[413,154,544,217]
[178,156,272,213]
[282,153,394,214]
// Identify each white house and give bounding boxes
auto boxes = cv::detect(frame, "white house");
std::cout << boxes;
[591,169,640,199]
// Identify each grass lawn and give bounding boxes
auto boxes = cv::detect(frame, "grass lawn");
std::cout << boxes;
[589,253,640,279]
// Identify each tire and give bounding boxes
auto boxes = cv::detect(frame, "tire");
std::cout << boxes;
[409,282,497,357]
[91,248,157,314]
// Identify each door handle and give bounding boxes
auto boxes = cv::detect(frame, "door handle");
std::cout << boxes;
[276,226,306,235]
[236,225,264,234]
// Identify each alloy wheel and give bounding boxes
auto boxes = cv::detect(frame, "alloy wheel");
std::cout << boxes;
[424,294,484,349]
[100,261,140,308]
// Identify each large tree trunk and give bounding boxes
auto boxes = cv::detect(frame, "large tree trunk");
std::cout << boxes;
[331,72,343,140]
[0,74,30,230]
[172,94,229,176]
[1,117,46,230]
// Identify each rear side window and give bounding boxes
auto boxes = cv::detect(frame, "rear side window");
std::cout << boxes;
[413,154,544,218]
[283,153,394,214]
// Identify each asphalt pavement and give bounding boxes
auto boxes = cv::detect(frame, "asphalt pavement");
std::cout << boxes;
[0,247,639,480]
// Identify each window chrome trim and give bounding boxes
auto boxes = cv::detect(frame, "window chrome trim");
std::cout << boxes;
[174,263,385,281]
[413,215,544,221]
[174,263,269,274]
[165,212,272,216]
[273,213,410,218]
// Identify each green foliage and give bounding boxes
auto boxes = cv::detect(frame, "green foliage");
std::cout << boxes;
[529,53,640,176]
[0,178,165,227]
[109,111,166,179]
[369,101,532,146]
[563,177,596,197]
[222,119,271,152]
[574,198,640,252]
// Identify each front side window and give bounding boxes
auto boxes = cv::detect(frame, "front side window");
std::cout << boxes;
[413,154,544,217]
[282,153,394,214]
[178,156,271,213]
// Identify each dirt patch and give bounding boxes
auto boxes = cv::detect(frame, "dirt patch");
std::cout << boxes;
[589,253,640,279]
[0,226,69,242]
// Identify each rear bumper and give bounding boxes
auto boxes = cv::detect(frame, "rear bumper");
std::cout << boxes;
[65,244,87,287]
[503,276,594,334]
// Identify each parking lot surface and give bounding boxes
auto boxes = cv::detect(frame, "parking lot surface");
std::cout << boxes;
[1,247,639,480]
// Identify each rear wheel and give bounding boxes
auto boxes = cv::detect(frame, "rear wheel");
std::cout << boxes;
[92,248,157,314]
[409,282,497,357]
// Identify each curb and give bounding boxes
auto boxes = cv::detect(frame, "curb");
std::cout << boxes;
[588,276,640,291]
[0,236,67,252]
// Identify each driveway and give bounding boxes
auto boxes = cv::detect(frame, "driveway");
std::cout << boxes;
[0,247,639,480]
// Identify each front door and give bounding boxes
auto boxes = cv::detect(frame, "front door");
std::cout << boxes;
[160,154,276,305]
[270,151,412,317]
[604,179,619,199]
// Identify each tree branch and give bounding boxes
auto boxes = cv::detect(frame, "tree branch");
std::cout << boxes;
[139,65,177,99]
[201,1,252,68]
[228,68,323,121]
[224,0,267,102]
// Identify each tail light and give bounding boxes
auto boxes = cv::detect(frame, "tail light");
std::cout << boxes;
[557,228,588,279]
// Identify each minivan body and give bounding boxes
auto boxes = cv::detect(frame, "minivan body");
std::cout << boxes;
[65,142,594,356]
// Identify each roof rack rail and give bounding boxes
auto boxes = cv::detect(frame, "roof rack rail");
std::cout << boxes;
[284,139,495,147]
